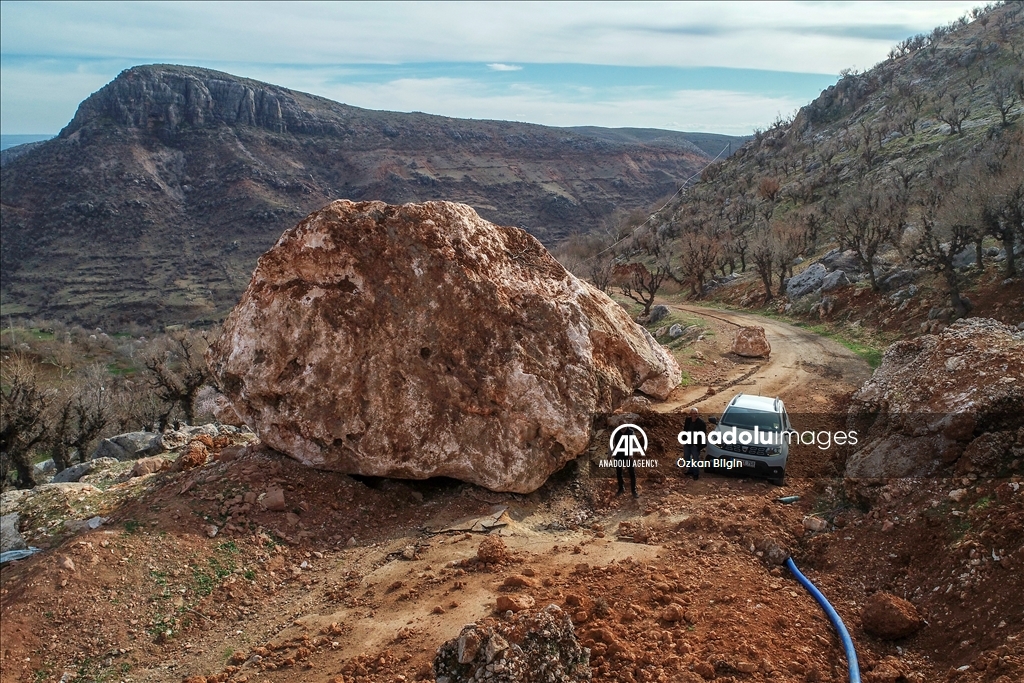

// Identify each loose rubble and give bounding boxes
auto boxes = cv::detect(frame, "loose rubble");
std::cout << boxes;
[434,605,591,683]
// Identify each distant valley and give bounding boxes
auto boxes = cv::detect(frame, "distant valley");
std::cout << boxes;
[0,65,746,327]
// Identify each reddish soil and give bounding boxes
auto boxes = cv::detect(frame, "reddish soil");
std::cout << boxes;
[2,308,1022,683]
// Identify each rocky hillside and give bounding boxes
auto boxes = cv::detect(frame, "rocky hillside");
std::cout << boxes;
[578,2,1024,336]
[0,65,741,328]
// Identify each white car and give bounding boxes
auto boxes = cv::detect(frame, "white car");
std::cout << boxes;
[706,393,792,485]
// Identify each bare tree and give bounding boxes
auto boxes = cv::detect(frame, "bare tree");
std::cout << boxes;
[143,330,213,428]
[937,95,971,135]
[978,136,1024,277]
[586,252,615,292]
[900,89,928,135]
[48,367,110,471]
[750,226,777,303]
[833,181,909,290]
[858,121,878,166]
[757,177,781,203]
[772,220,809,295]
[675,229,720,298]
[800,208,825,252]
[617,262,671,317]
[965,69,980,94]
[903,183,977,318]
[724,196,754,271]
[1,357,51,489]
[990,70,1020,126]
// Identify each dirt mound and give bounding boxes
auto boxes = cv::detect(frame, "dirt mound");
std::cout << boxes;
[434,604,591,683]
[478,535,510,564]
[861,592,923,640]
[208,200,680,493]
[846,318,1024,483]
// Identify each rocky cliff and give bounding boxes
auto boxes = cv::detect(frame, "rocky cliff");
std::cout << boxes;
[0,64,737,327]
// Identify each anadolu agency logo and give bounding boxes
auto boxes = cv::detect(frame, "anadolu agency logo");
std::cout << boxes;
[599,424,658,468]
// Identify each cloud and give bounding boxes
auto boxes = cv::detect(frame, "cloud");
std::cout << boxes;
[0,1,983,134]
[279,73,805,135]
[0,1,980,72]
[789,23,923,41]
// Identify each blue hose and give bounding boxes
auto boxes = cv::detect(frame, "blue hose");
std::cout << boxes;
[784,557,861,683]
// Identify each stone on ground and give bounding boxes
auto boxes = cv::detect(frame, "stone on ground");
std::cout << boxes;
[861,592,923,640]
[1,513,27,553]
[786,262,827,299]
[90,431,164,461]
[51,457,119,484]
[731,326,771,358]
[477,535,509,564]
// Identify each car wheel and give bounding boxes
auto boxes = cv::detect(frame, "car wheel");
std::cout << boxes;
[769,473,786,486]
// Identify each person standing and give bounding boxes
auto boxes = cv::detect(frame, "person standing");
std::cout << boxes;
[681,407,707,480]
[610,421,640,498]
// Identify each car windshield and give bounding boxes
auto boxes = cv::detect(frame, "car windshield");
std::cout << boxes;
[720,407,782,431]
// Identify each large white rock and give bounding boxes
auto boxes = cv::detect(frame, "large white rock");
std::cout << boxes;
[846,318,1024,483]
[208,200,680,492]
[1,513,27,553]
[786,262,827,299]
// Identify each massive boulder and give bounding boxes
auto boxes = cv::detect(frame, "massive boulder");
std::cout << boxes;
[845,319,1024,485]
[207,200,680,493]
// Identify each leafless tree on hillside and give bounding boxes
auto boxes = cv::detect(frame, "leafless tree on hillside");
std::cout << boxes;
[903,182,978,318]
[818,142,838,168]
[617,262,671,317]
[965,69,981,94]
[757,177,781,203]
[903,90,928,135]
[833,181,909,291]
[990,70,1020,125]
[675,229,720,298]
[772,220,809,295]
[723,198,754,272]
[1,356,51,489]
[892,162,918,191]
[48,366,110,471]
[586,253,616,292]
[858,122,878,167]
[978,136,1024,278]
[937,95,971,135]
[143,329,213,428]
[750,226,777,303]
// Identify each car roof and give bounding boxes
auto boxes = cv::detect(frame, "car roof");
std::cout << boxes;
[727,393,783,412]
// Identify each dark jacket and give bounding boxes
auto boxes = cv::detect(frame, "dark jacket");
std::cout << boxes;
[682,416,707,436]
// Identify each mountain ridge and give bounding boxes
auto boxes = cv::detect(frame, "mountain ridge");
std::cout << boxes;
[0,64,747,327]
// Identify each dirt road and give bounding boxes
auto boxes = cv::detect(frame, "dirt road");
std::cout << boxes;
[656,305,873,415]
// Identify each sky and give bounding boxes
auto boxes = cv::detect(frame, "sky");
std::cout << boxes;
[0,1,981,137]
